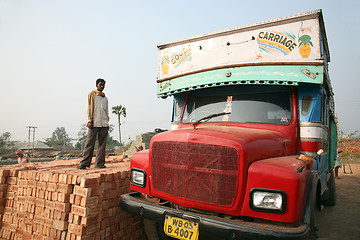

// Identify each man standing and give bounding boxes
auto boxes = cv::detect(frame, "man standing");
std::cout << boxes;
[78,78,109,169]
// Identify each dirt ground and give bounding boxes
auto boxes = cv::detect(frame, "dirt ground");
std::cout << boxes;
[318,162,360,240]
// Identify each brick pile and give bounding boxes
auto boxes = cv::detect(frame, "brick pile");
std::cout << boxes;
[0,156,146,240]
[338,140,360,155]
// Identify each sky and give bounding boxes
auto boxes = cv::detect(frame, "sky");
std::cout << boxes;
[0,0,359,145]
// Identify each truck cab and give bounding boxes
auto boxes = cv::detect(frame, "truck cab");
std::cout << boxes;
[121,9,337,240]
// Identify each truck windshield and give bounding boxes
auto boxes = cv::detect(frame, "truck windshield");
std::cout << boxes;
[182,85,292,125]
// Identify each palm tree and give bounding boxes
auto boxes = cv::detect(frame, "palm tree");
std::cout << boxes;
[112,105,127,144]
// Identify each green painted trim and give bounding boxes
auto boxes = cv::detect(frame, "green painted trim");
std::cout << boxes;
[329,118,338,169]
[157,65,324,98]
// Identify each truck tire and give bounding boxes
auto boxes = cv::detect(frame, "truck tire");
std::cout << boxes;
[305,173,320,240]
[308,186,321,240]
[322,171,336,206]
[309,193,320,240]
[144,219,174,240]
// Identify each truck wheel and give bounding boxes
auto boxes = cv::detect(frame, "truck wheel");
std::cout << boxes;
[144,219,173,240]
[310,190,320,240]
[322,171,336,206]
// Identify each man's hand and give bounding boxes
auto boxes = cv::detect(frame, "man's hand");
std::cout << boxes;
[87,122,93,129]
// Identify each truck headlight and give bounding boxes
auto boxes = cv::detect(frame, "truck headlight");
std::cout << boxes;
[130,169,146,188]
[250,189,286,213]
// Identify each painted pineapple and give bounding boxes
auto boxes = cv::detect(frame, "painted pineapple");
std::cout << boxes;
[161,55,170,75]
[298,35,313,58]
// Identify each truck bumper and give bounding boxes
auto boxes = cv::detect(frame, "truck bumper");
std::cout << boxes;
[120,192,310,240]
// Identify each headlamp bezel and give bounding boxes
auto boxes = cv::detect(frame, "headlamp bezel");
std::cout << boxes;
[249,188,287,214]
[130,168,147,188]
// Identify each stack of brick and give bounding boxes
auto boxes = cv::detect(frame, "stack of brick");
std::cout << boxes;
[0,157,146,240]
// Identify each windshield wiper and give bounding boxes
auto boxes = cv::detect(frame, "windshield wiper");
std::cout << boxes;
[192,112,231,128]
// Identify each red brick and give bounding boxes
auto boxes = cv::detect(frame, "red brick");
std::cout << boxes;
[74,195,82,205]
[34,206,44,215]
[73,214,81,225]
[90,185,105,197]
[121,170,129,180]
[47,183,57,191]
[53,219,68,231]
[7,177,17,185]
[6,192,14,199]
[68,175,74,185]
[50,228,57,238]
[80,196,99,207]
[0,177,6,184]
[85,223,100,235]
[36,189,44,199]
[57,184,73,194]
[54,210,68,221]
[55,202,71,212]
[18,179,27,187]
[56,229,62,239]
[17,196,26,204]
[9,169,19,177]
[68,213,74,223]
[0,183,7,191]
[8,185,18,192]
[71,205,86,217]
[26,187,32,196]
[68,223,85,236]
[105,173,115,182]
[45,190,51,200]
[60,231,67,240]
[80,177,99,188]
[104,189,118,200]
[99,174,106,183]
[80,215,100,227]
[110,224,118,235]
[71,175,78,185]
[52,173,59,183]
[57,192,70,202]
[73,186,91,197]
[51,191,58,201]
[0,169,10,177]
[76,176,82,185]
[45,200,55,209]
[58,174,67,184]
[43,172,53,182]
[28,180,36,188]
[26,196,35,203]
[37,181,47,190]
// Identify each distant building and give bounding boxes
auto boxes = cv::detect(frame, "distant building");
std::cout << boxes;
[13,141,53,151]
[51,145,76,152]
[12,141,53,157]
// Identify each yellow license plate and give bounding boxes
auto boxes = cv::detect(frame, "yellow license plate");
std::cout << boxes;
[164,216,199,240]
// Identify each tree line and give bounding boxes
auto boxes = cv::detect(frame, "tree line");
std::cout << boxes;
[0,105,127,155]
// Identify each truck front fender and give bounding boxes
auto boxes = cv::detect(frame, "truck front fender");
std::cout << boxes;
[130,150,151,195]
[241,156,310,223]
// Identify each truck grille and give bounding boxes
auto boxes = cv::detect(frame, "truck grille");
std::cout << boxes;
[151,141,238,206]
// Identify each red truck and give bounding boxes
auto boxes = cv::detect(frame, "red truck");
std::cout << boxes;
[121,9,337,240]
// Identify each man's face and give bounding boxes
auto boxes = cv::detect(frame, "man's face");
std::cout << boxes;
[97,82,105,92]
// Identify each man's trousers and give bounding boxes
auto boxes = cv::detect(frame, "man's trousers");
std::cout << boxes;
[80,127,109,167]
